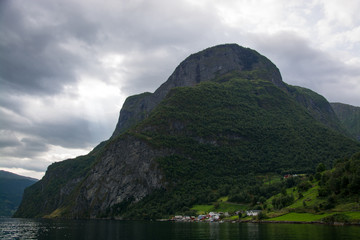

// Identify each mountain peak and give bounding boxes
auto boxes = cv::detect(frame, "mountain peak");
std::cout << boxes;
[154,43,286,95]
[112,44,285,137]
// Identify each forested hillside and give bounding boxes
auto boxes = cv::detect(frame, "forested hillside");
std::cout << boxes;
[0,171,37,216]
[331,103,360,141]
[14,44,360,220]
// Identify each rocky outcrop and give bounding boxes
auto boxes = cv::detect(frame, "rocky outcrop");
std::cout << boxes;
[112,44,285,136]
[71,135,173,218]
[112,93,152,136]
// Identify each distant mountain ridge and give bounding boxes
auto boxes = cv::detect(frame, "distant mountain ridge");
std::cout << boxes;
[0,170,37,181]
[0,170,37,216]
[14,44,360,219]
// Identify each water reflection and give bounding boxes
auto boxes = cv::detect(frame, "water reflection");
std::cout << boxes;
[1,218,359,240]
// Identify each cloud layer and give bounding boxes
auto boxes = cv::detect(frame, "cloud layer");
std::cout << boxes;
[1,0,359,179]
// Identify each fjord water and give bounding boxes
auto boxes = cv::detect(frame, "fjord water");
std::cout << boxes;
[1,218,359,240]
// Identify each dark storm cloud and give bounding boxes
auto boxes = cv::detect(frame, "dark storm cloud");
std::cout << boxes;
[0,0,223,96]
[0,0,110,162]
[0,0,101,96]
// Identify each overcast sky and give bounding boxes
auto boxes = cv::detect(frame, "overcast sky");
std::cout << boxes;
[1,0,360,179]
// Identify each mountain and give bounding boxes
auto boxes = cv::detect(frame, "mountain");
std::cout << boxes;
[111,44,286,137]
[0,170,37,216]
[14,44,360,219]
[112,44,344,137]
[331,103,360,141]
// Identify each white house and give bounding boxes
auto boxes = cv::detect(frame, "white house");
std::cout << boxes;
[246,210,261,216]
[208,212,220,220]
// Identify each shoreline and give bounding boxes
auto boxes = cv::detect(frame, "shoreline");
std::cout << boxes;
[7,216,360,226]
[165,218,360,226]
[243,220,360,226]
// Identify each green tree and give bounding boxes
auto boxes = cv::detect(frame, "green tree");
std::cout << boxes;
[316,163,326,173]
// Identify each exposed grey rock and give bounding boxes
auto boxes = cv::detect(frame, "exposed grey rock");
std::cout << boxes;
[112,92,152,137]
[72,135,173,218]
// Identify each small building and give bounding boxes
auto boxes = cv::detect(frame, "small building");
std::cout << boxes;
[207,212,220,221]
[198,215,206,220]
[173,215,183,221]
[246,210,261,216]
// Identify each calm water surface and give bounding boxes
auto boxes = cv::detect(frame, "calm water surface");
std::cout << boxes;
[0,218,359,240]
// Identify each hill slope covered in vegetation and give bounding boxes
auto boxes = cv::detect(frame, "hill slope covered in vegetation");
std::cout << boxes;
[0,171,37,216]
[331,103,360,141]
[14,44,360,219]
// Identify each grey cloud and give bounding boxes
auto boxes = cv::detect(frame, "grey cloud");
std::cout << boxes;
[32,119,97,148]
[250,32,360,104]
[0,0,100,96]
[1,0,360,178]
[90,0,225,95]
[0,156,50,173]
[0,130,21,148]
[0,134,48,159]
[0,97,100,151]
[0,0,110,158]
[19,138,49,156]
[0,0,222,99]
[0,110,96,149]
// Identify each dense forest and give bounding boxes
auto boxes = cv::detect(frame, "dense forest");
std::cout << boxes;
[109,75,360,219]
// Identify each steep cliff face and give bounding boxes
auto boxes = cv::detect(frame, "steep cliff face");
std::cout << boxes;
[112,93,152,137]
[71,135,173,218]
[112,44,285,136]
[13,142,104,218]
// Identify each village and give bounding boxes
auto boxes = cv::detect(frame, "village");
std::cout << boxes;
[167,173,304,223]
[170,210,261,222]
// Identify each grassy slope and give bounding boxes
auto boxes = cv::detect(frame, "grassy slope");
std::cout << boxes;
[187,179,360,223]
[187,152,360,223]
[265,152,360,223]
[267,212,333,222]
